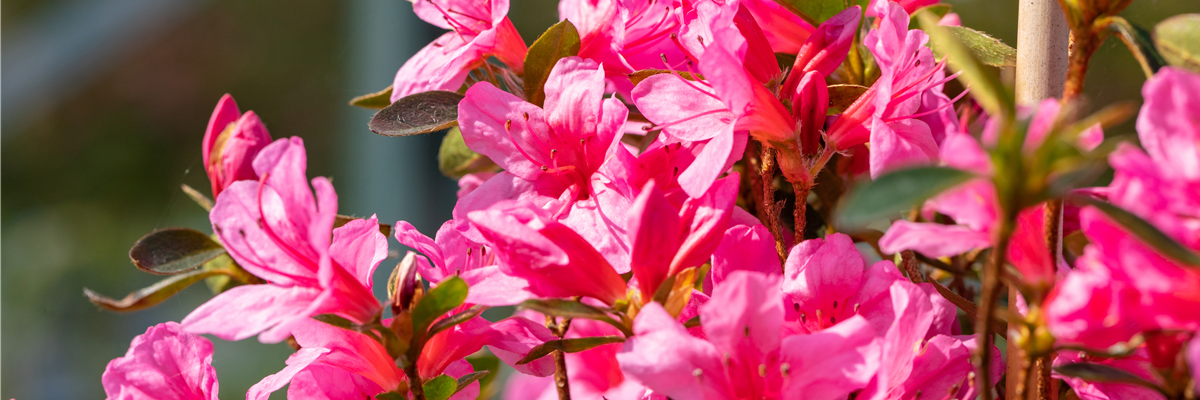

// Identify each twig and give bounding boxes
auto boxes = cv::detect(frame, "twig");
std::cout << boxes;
[977,220,1014,400]
[794,182,811,243]
[760,147,786,262]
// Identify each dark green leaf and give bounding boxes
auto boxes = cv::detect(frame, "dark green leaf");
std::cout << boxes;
[1155,14,1200,74]
[129,227,226,275]
[180,184,214,212]
[313,314,357,330]
[369,91,464,137]
[1104,16,1166,78]
[1070,195,1200,267]
[375,391,408,400]
[412,276,469,339]
[350,86,394,109]
[453,371,490,395]
[422,375,458,400]
[334,215,393,237]
[524,20,581,106]
[927,26,1016,67]
[516,336,625,365]
[827,84,869,115]
[773,0,862,25]
[919,11,1015,119]
[836,167,976,229]
[628,69,703,87]
[1053,363,1165,391]
[84,268,230,312]
[683,315,701,329]
[427,305,487,338]
[518,299,634,337]
[438,127,499,179]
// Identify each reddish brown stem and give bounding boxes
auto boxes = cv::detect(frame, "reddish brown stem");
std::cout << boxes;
[1062,30,1101,103]
[978,219,1014,400]
[793,182,811,243]
[760,147,786,262]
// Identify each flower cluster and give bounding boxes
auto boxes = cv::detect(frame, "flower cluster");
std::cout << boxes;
[92,0,1200,400]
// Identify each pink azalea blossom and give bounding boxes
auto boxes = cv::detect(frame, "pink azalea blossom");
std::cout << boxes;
[201,94,272,199]
[558,0,686,94]
[617,270,880,400]
[455,56,634,267]
[467,200,629,306]
[182,137,387,343]
[826,0,960,177]
[391,0,526,101]
[628,175,738,299]
[503,315,651,400]
[102,322,219,400]
[250,312,558,400]
[393,219,539,306]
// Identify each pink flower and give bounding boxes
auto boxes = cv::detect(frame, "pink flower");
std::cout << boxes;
[202,94,272,199]
[1043,249,1142,349]
[102,322,219,400]
[558,0,686,94]
[628,175,739,299]
[616,271,880,400]
[502,315,650,400]
[467,200,629,306]
[738,0,815,54]
[1107,67,1200,250]
[826,0,960,177]
[249,313,558,400]
[393,219,539,306]
[706,223,782,293]
[182,137,387,343]
[455,56,634,267]
[391,0,526,101]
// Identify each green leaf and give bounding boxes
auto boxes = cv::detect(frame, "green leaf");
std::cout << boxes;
[1103,16,1166,78]
[628,69,703,87]
[1155,14,1200,74]
[427,304,487,339]
[313,314,357,330]
[422,375,459,400]
[453,371,490,395]
[523,20,581,106]
[516,336,626,365]
[683,315,702,329]
[334,215,393,237]
[438,127,499,179]
[836,167,976,229]
[919,11,1015,119]
[350,86,394,109]
[518,299,634,337]
[827,84,869,115]
[129,227,226,275]
[1070,195,1200,267]
[375,391,408,400]
[412,276,469,339]
[927,26,1016,68]
[1053,363,1166,392]
[773,0,864,25]
[369,91,464,137]
[180,184,214,212]
[201,254,240,294]
[84,268,231,312]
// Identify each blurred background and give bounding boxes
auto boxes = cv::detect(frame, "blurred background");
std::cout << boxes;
[1,0,1195,398]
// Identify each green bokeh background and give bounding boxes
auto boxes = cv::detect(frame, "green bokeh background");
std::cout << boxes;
[1,0,1196,398]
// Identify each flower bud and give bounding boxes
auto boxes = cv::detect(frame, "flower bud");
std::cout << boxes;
[202,94,272,199]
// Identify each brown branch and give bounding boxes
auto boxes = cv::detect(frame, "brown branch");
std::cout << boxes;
[794,182,811,243]
[760,147,786,262]
[977,220,1014,400]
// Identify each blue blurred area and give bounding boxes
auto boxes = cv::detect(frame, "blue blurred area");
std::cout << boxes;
[0,0,1194,399]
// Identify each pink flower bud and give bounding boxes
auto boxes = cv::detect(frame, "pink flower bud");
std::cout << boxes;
[201,94,272,199]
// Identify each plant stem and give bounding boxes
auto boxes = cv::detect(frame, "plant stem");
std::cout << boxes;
[760,147,786,261]
[793,181,811,243]
[405,364,426,400]
[547,316,572,400]
[977,219,1014,400]
[1062,30,1101,103]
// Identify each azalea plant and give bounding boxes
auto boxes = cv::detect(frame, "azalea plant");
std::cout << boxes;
[87,0,1200,399]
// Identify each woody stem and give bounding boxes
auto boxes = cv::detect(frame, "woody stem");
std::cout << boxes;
[793,181,810,242]
[760,147,786,262]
